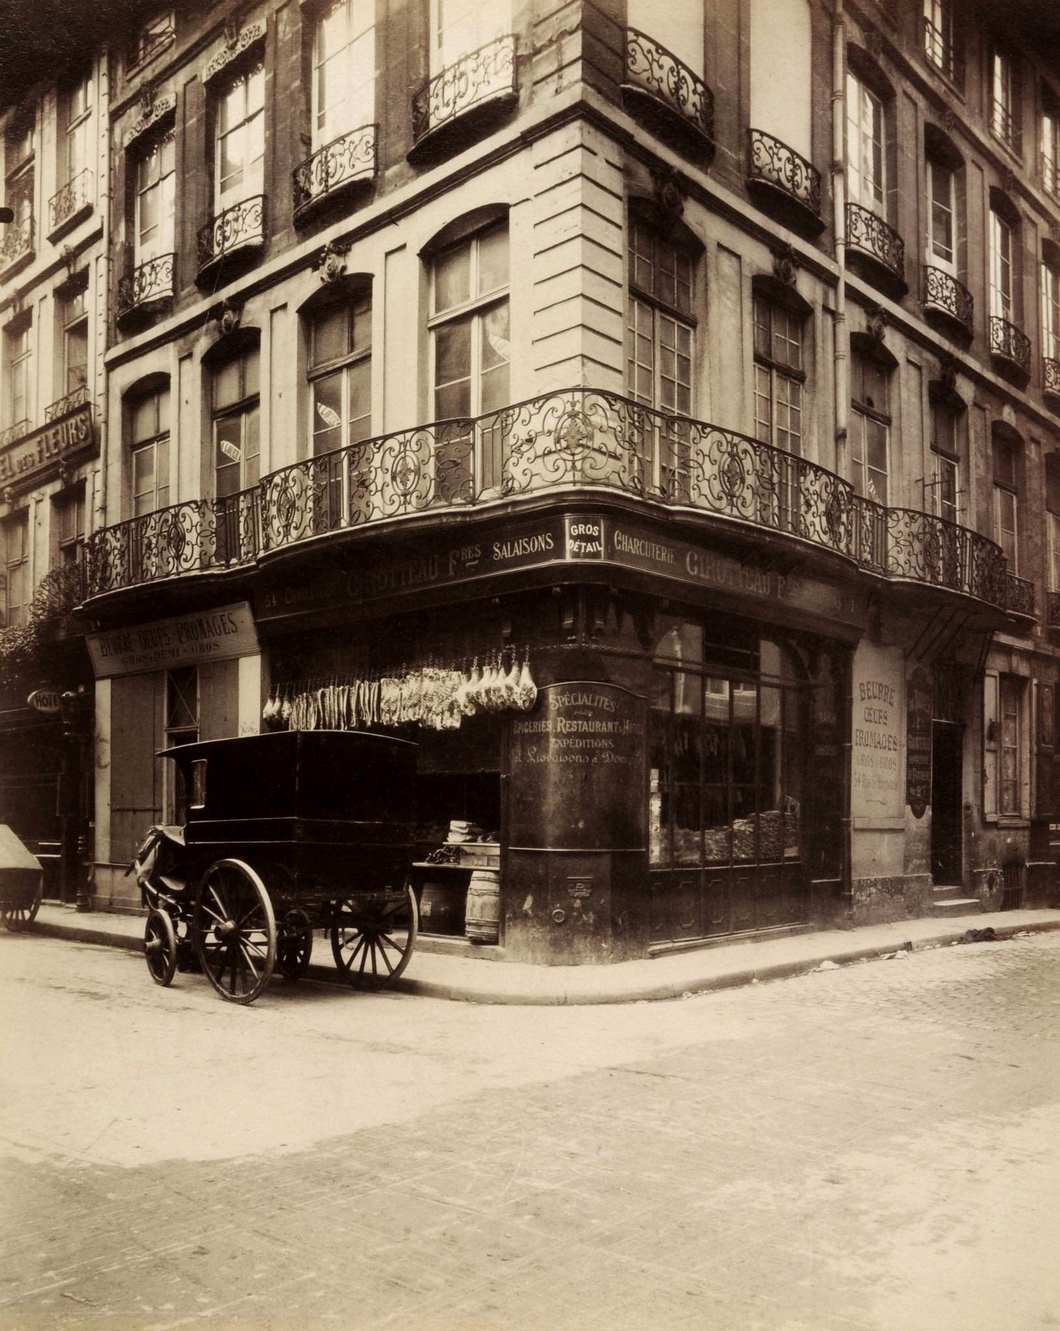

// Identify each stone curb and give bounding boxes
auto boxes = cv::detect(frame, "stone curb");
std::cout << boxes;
[30,914,1060,1006]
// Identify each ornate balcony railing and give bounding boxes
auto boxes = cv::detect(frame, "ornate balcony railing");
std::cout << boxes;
[1003,573,1035,619]
[1048,592,1060,629]
[989,315,1031,374]
[846,203,904,282]
[921,16,963,84]
[990,99,1021,155]
[293,124,377,216]
[117,252,176,318]
[747,129,822,216]
[411,35,517,145]
[1041,153,1059,200]
[1043,356,1060,399]
[623,28,714,146]
[0,214,34,270]
[47,168,93,234]
[922,265,973,332]
[44,384,90,424]
[197,196,266,273]
[83,388,1024,616]
[0,419,31,448]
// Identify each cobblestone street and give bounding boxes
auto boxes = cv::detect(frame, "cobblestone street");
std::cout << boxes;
[1,930,1058,1331]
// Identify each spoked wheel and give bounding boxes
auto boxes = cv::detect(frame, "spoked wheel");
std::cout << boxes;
[193,859,276,1005]
[1,879,42,932]
[330,882,418,989]
[278,910,314,981]
[144,908,178,987]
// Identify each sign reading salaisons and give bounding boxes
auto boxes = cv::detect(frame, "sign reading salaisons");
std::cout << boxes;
[87,602,259,678]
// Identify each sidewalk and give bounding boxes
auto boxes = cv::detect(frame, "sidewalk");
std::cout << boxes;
[28,901,1060,1005]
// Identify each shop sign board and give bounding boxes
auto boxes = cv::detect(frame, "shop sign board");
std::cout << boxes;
[256,513,863,628]
[86,602,258,678]
[851,643,904,820]
[0,403,95,488]
[508,682,646,850]
[905,666,933,819]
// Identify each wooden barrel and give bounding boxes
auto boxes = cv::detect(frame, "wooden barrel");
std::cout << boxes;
[465,869,500,943]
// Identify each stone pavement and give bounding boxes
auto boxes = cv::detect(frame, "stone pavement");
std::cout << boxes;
[30,900,1060,1003]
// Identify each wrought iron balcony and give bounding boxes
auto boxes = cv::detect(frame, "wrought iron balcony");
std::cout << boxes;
[47,168,93,235]
[622,28,714,154]
[921,16,963,85]
[1042,153,1060,201]
[1048,591,1060,629]
[1004,572,1035,619]
[989,315,1031,376]
[117,252,176,320]
[83,388,1018,616]
[293,124,377,218]
[990,99,1022,155]
[747,129,822,219]
[44,384,90,424]
[846,203,905,286]
[922,265,973,334]
[0,214,33,271]
[0,419,31,448]
[197,196,266,277]
[410,35,517,149]
[1044,356,1060,400]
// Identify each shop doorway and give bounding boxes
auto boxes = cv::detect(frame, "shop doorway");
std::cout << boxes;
[930,721,963,883]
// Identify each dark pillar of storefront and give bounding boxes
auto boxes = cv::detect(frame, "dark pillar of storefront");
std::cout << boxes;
[505,680,648,964]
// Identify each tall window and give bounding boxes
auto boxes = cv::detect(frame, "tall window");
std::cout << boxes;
[990,47,1019,152]
[134,131,175,265]
[215,63,264,212]
[927,158,956,272]
[2,512,29,628]
[846,73,885,211]
[430,221,510,495]
[430,0,508,72]
[930,402,960,524]
[57,286,88,399]
[129,384,170,517]
[59,73,92,186]
[3,320,32,432]
[752,296,804,455]
[1043,104,1060,197]
[989,210,1014,320]
[1042,259,1060,362]
[922,0,957,81]
[4,116,35,231]
[999,677,1023,815]
[309,291,372,455]
[164,667,198,824]
[849,354,890,504]
[993,434,1019,571]
[212,345,260,498]
[52,489,85,570]
[312,0,375,146]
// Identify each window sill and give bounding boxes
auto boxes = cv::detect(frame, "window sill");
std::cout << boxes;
[987,816,1031,830]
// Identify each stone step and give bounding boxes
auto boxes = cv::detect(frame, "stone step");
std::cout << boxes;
[931,883,966,900]
[929,897,984,915]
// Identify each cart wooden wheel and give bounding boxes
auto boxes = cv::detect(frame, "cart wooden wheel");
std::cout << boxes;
[1,879,42,932]
[330,882,418,988]
[193,859,276,1004]
[144,908,178,987]
[278,910,314,981]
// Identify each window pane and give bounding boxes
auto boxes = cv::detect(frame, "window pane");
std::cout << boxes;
[434,242,470,313]
[434,379,471,420]
[313,306,347,365]
[477,225,508,296]
[348,358,371,441]
[313,371,344,452]
[131,392,157,444]
[434,317,471,387]
[213,357,242,409]
[480,302,510,371]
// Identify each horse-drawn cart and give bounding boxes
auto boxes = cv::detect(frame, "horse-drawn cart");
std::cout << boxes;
[134,730,418,1004]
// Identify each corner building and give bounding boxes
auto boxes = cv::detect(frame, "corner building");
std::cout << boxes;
[75,0,1059,961]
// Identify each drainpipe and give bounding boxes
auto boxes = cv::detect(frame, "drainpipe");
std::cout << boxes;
[832,0,848,471]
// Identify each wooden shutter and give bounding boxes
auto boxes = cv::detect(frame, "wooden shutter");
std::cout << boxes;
[109,672,162,862]
[983,671,998,820]
[1036,682,1055,819]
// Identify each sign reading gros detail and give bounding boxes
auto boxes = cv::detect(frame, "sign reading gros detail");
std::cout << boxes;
[851,644,904,819]
[86,602,259,678]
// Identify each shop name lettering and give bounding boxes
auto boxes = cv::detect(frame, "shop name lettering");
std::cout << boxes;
[0,407,92,483]
[514,692,639,766]
[611,528,787,598]
[97,611,240,659]
[853,677,901,789]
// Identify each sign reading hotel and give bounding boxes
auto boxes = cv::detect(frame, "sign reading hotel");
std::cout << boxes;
[0,403,95,488]
[87,602,258,678]
[851,645,904,818]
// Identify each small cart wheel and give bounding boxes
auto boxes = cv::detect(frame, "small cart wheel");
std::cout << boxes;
[194,859,276,1005]
[278,910,314,981]
[2,878,42,932]
[330,882,418,989]
[144,908,178,987]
